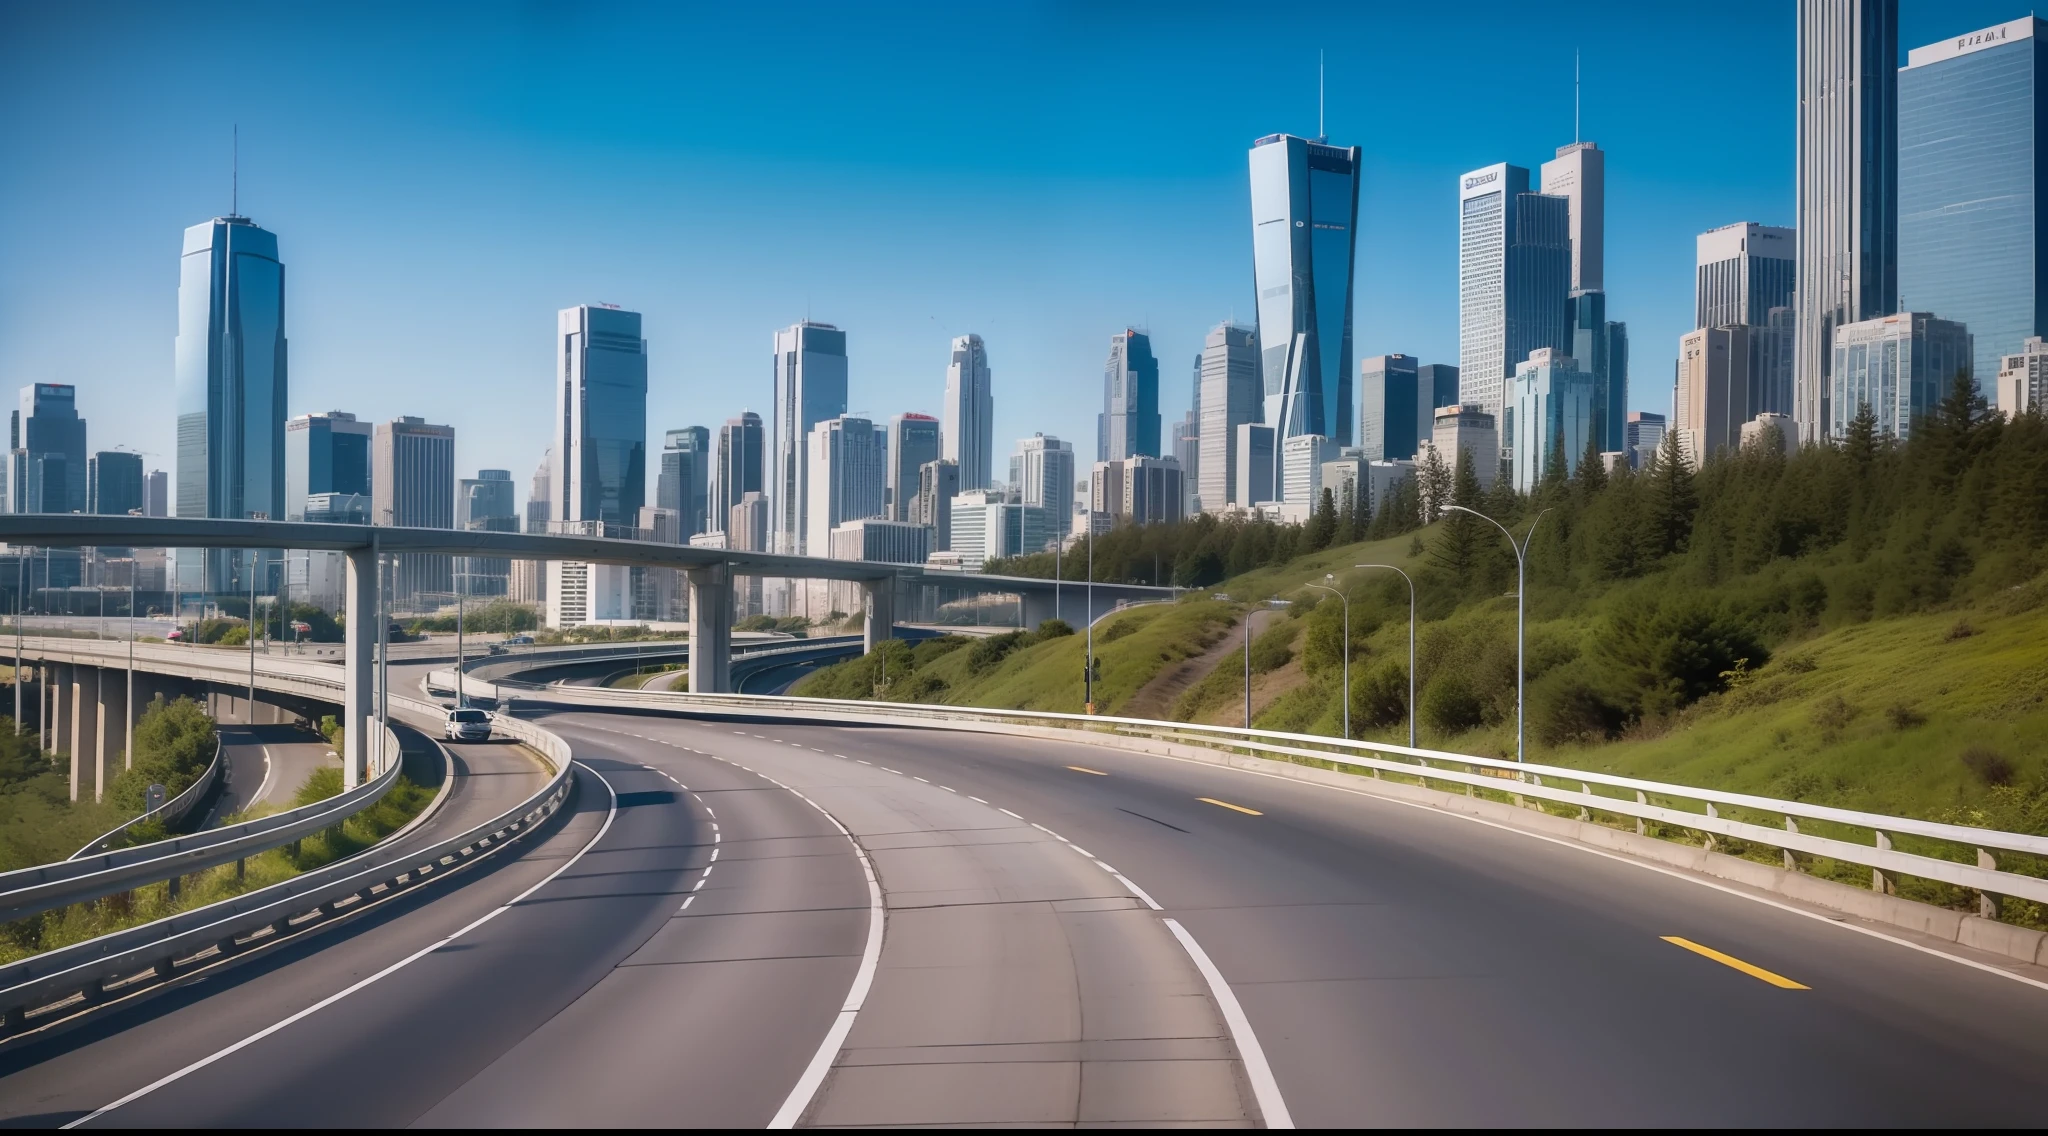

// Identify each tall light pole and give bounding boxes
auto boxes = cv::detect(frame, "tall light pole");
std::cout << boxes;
[12,551,23,736]
[126,574,135,767]
[246,549,258,725]
[1302,575,1350,739]
[455,556,465,709]
[1356,563,1416,748]
[1444,504,1551,763]
[1084,525,1095,713]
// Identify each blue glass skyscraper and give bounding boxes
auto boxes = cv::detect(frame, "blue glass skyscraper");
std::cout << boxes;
[1249,133,1361,481]
[1458,164,1572,430]
[554,305,648,529]
[1900,17,2047,392]
[175,214,286,592]
[1097,329,1160,462]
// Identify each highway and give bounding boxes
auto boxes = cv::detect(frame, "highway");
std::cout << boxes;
[0,705,2043,1125]
[203,725,338,822]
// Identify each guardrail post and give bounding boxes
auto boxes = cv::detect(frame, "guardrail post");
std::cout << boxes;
[343,547,376,790]
[1873,831,1895,895]
[1703,802,1718,852]
[1634,790,1647,836]
[1578,783,1592,822]
[166,875,180,903]
[1783,816,1799,871]
[1977,848,2001,919]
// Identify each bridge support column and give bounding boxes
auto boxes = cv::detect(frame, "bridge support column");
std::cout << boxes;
[685,564,732,694]
[71,667,96,802]
[343,548,375,790]
[862,577,897,655]
[94,669,116,802]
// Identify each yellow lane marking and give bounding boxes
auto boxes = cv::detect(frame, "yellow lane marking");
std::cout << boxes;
[1199,797,1263,816]
[1067,766,1109,776]
[1661,936,1809,989]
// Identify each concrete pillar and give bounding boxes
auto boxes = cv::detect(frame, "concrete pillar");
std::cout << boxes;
[94,668,115,801]
[862,576,898,655]
[74,667,100,802]
[41,668,54,752]
[343,548,376,789]
[685,564,733,694]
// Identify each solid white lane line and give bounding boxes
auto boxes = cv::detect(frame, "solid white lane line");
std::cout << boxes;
[251,747,277,807]
[61,761,623,1130]
[1164,918,1293,1128]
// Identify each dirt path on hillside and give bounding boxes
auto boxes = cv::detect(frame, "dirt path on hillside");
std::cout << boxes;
[1120,608,1283,721]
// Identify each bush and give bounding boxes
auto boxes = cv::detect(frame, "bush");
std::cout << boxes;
[1961,745,2016,787]
[1249,623,1294,675]
[1532,661,1630,744]
[1036,619,1074,639]
[108,697,217,812]
[1885,703,1926,731]
[1810,694,1858,736]
[1421,672,1485,735]
[965,631,1028,676]
[1593,599,1769,718]
[217,625,249,647]
[1351,659,1410,730]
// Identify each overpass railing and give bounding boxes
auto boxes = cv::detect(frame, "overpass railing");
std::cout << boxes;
[71,732,227,858]
[536,685,2048,922]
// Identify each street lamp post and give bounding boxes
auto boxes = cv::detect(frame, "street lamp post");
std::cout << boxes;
[1084,526,1095,713]
[1302,575,1351,739]
[1356,563,1416,748]
[1444,505,1551,763]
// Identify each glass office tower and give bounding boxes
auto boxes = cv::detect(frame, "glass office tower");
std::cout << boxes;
[14,384,88,514]
[942,335,994,490]
[1900,17,2047,393]
[175,214,286,592]
[1248,133,1361,470]
[284,410,372,521]
[1796,0,1898,440]
[1458,164,1572,430]
[1097,329,1161,462]
[887,413,941,522]
[657,426,711,539]
[712,411,765,535]
[772,321,848,554]
[1359,354,1421,461]
[553,305,648,528]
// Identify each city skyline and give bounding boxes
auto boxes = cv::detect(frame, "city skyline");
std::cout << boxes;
[0,1,2027,507]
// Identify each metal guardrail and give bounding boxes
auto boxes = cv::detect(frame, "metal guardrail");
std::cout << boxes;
[0,712,576,1032]
[542,685,2048,910]
[72,733,228,858]
[0,724,406,926]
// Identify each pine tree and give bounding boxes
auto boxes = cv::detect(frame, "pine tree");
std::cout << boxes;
[1640,425,1698,558]
[1418,446,1452,523]
[1305,487,1338,551]
[1540,429,1571,497]
[1430,449,1485,575]
[1575,430,1608,500]
[1843,401,1881,469]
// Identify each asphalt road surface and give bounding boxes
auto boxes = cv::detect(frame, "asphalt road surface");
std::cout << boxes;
[203,725,338,822]
[0,706,2041,1126]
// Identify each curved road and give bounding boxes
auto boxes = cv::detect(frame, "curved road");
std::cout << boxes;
[204,725,338,822]
[0,706,2042,1124]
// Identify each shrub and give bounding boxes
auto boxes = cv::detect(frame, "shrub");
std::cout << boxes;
[1961,745,2016,787]
[1945,618,1976,642]
[1036,619,1074,639]
[108,696,217,812]
[965,631,1028,676]
[1593,599,1769,718]
[218,625,249,647]
[1779,654,1819,675]
[1099,619,1139,643]
[1532,662,1630,744]
[1885,703,1926,731]
[1249,623,1294,675]
[1351,659,1410,730]
[1810,694,1858,736]
[1421,672,1485,735]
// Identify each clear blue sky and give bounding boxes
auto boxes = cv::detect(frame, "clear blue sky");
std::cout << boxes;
[0,0,2019,503]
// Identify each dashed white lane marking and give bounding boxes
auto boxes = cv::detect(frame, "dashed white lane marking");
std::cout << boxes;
[692,878,706,892]
[61,760,626,1129]
[710,848,720,862]
[679,895,695,912]
[998,808,1023,820]
[913,777,930,784]
[880,767,902,775]
[856,760,872,766]
[968,796,988,804]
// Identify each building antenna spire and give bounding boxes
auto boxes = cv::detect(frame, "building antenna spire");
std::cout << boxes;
[232,124,239,215]
[1574,50,1581,143]
[1318,50,1325,141]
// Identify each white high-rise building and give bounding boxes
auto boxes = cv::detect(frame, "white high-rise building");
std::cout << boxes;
[1196,323,1260,511]
[1429,405,1500,490]
[1829,312,1972,440]
[1280,433,1334,509]
[1795,0,1899,442]
[771,321,848,555]
[805,416,886,559]
[1234,424,1275,507]
[1012,434,1073,546]
[942,334,994,490]
[1998,336,2048,418]
[1540,142,1605,294]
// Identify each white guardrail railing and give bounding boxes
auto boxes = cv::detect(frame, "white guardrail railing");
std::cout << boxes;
[528,684,2048,912]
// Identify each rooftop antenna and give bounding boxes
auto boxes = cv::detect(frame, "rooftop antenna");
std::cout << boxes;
[1574,50,1581,143]
[1318,50,1325,141]
[232,124,239,215]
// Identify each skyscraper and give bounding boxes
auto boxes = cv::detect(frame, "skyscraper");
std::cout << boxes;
[772,321,848,555]
[1458,164,1572,427]
[712,411,765,534]
[917,458,960,552]
[1540,142,1605,294]
[175,213,286,592]
[1097,329,1160,462]
[1012,433,1074,544]
[1796,0,1899,441]
[1696,223,1797,329]
[656,426,711,540]
[552,305,648,529]
[373,416,455,604]
[1359,354,1421,462]
[1829,312,1972,439]
[525,450,552,533]
[144,470,168,518]
[1173,352,1201,514]
[1417,364,1461,417]
[942,335,994,490]
[457,469,517,597]
[1569,292,1631,454]
[1196,323,1260,511]
[1676,327,1753,468]
[887,413,941,521]
[805,416,886,559]
[13,384,87,515]
[90,451,144,516]
[284,410,373,522]
[1511,349,1596,492]
[1248,132,1361,461]
[1900,17,2047,394]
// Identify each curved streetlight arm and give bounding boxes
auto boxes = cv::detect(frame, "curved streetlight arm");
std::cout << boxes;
[1356,564,1417,749]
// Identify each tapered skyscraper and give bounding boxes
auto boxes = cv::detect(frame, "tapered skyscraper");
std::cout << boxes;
[175,214,286,592]
[1796,0,1899,441]
[1249,133,1361,472]
[772,321,848,555]
[942,334,993,491]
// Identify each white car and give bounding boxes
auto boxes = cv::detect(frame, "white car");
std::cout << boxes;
[444,707,493,742]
